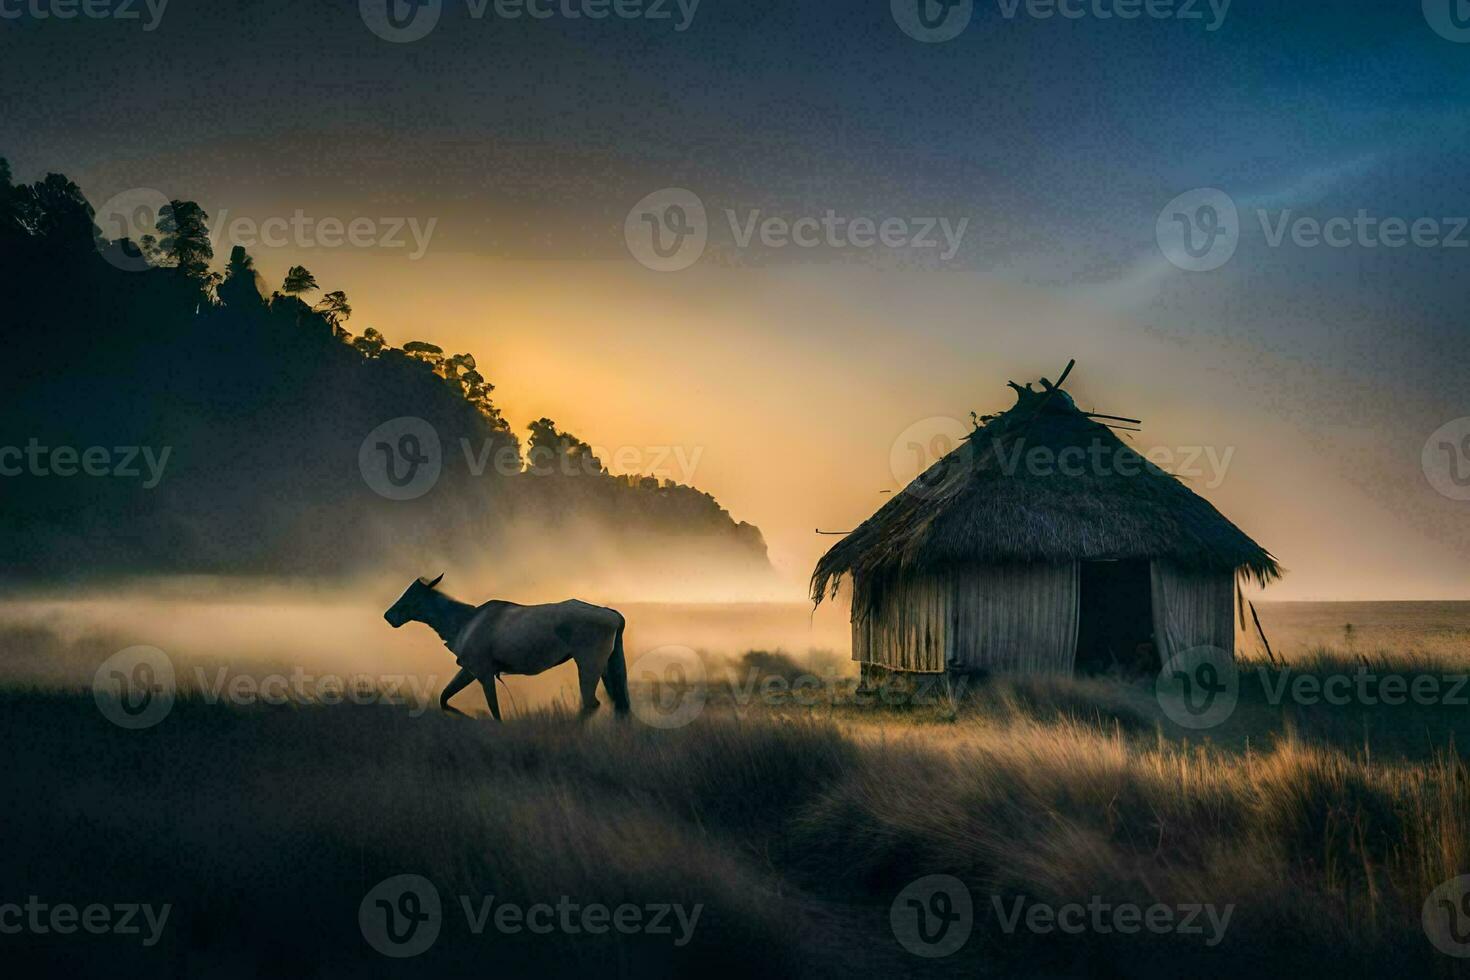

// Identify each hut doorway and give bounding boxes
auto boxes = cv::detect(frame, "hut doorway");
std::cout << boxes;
[1074,560,1157,675]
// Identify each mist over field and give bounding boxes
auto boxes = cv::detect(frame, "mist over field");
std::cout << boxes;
[0,573,855,716]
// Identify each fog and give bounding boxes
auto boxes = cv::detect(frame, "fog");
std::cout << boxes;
[0,573,855,717]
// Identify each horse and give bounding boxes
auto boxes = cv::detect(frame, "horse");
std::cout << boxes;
[383,574,629,722]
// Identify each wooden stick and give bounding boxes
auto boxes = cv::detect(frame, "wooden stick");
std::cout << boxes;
[1248,599,1277,665]
[1085,412,1143,425]
[1054,358,1076,388]
[1022,358,1077,428]
[815,529,854,535]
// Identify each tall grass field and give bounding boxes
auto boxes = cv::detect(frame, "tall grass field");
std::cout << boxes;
[7,614,1470,977]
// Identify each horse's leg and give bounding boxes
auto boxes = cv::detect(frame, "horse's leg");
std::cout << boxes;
[575,656,601,720]
[600,621,630,718]
[439,666,475,716]
[477,677,502,722]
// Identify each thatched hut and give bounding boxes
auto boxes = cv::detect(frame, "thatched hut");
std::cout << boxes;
[811,367,1279,676]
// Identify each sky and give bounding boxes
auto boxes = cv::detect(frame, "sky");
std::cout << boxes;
[3,0,1469,599]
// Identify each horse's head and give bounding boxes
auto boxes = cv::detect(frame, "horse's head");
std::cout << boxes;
[384,573,444,627]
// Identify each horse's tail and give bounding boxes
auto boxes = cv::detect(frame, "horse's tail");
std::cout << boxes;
[603,614,630,717]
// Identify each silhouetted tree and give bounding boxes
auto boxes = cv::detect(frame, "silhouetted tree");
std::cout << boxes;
[525,417,605,477]
[352,326,387,358]
[10,173,97,252]
[281,265,318,296]
[314,290,351,333]
[156,200,212,277]
[218,245,264,309]
[402,340,444,370]
[0,158,18,242]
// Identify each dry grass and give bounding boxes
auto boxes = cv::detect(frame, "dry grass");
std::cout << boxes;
[7,645,1470,977]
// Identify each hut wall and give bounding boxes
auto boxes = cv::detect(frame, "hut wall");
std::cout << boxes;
[948,563,1079,674]
[1149,560,1235,661]
[851,563,1080,674]
[851,574,949,672]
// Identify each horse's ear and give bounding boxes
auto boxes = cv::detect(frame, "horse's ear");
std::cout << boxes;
[426,573,444,589]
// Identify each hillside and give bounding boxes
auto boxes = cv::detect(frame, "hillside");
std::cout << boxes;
[0,162,769,586]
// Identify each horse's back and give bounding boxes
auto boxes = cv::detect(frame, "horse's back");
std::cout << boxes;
[457,598,621,677]
[484,598,620,630]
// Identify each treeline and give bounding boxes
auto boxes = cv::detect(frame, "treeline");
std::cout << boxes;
[0,160,767,582]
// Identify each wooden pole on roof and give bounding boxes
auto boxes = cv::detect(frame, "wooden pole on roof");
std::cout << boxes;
[1035,359,1076,393]
[1021,358,1077,429]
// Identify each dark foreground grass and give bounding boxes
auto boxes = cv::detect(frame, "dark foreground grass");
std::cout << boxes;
[7,645,1470,978]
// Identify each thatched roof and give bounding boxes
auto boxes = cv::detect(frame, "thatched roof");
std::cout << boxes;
[811,369,1280,616]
